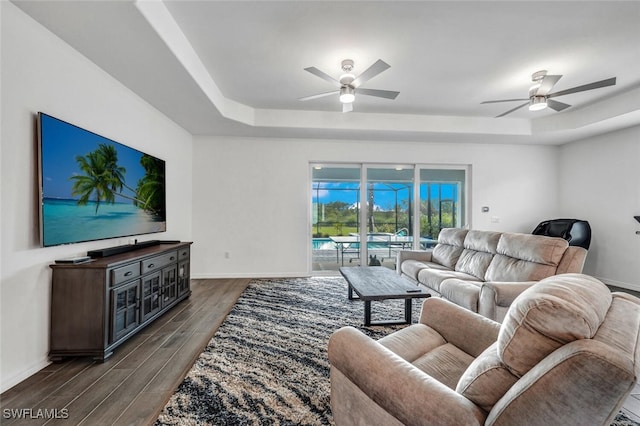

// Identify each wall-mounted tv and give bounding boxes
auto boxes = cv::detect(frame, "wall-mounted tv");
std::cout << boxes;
[38,112,166,247]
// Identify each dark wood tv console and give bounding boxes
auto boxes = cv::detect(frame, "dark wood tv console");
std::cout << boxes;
[49,242,192,361]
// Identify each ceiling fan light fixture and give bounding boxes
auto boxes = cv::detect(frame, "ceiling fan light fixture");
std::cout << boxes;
[529,96,547,111]
[339,73,355,85]
[483,70,616,117]
[339,86,355,103]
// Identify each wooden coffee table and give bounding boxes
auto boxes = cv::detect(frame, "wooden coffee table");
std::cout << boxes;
[340,266,430,326]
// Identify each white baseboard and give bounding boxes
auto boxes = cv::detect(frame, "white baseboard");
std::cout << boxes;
[1,357,50,394]
[595,276,640,293]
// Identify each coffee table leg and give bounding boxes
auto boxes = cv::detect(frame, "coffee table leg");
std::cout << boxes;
[405,298,412,324]
[348,284,353,300]
[364,300,371,326]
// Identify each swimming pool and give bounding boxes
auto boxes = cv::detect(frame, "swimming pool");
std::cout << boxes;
[312,238,393,250]
[312,238,336,250]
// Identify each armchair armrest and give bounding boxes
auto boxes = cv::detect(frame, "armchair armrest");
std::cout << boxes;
[478,281,536,322]
[396,249,433,275]
[328,326,485,425]
[419,298,500,357]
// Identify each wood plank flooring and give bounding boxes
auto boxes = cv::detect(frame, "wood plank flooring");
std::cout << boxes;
[2,278,639,425]
[0,278,251,426]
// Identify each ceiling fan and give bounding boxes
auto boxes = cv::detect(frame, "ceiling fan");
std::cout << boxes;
[481,70,616,118]
[299,59,399,112]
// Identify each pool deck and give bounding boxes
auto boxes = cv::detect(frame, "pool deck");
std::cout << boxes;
[312,248,397,272]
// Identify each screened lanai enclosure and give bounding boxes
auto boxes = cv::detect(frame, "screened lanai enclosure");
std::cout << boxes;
[311,165,467,272]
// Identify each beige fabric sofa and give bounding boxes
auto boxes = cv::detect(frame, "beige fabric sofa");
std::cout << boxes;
[397,228,587,321]
[328,273,640,426]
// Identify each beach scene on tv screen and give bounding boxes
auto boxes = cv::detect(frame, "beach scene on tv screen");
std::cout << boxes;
[40,114,166,247]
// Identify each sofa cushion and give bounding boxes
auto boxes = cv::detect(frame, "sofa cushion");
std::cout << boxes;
[401,260,450,281]
[378,323,447,363]
[484,255,558,282]
[463,230,502,253]
[453,230,501,280]
[456,342,518,412]
[431,228,468,269]
[497,273,612,376]
[437,227,469,246]
[412,343,475,390]
[417,268,478,293]
[439,279,483,312]
[455,250,494,280]
[377,324,475,391]
[484,233,569,282]
[498,233,567,265]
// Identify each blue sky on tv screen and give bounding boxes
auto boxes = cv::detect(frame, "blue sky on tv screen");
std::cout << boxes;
[40,114,147,205]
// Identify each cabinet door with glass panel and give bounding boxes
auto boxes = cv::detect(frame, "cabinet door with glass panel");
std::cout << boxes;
[161,264,178,307]
[177,260,190,297]
[141,271,162,322]
[110,279,140,343]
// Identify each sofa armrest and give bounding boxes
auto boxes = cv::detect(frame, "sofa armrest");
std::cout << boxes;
[396,249,433,274]
[556,246,588,274]
[478,281,536,321]
[419,298,500,357]
[328,326,485,425]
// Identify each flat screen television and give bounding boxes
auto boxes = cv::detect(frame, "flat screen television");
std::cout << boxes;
[38,112,166,247]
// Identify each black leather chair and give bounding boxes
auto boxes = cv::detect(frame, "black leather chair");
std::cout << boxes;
[532,219,591,250]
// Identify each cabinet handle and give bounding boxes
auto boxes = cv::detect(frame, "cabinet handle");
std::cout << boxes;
[170,256,175,261]
[124,271,133,277]
[181,251,187,256]
[148,263,155,269]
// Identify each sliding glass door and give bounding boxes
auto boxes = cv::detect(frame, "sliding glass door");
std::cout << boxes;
[364,167,414,268]
[311,166,361,271]
[311,163,468,273]
[419,168,466,243]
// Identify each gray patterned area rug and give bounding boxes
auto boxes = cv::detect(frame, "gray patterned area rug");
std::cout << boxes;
[156,276,639,426]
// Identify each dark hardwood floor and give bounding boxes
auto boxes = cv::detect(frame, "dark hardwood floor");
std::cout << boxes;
[0,278,251,426]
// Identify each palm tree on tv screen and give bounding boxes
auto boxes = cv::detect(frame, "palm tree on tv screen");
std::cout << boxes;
[98,143,131,193]
[134,154,165,218]
[70,148,119,214]
[70,144,164,217]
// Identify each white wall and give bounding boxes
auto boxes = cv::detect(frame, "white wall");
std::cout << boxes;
[191,136,561,278]
[560,126,640,290]
[0,2,193,392]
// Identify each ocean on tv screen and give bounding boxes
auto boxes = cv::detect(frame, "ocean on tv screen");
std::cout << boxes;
[42,198,165,246]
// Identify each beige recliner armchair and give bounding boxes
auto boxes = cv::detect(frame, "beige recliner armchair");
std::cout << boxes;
[328,274,640,426]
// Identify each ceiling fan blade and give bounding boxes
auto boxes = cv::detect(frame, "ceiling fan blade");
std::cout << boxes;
[495,101,529,118]
[352,59,390,88]
[548,77,616,98]
[342,102,353,113]
[356,88,400,100]
[298,90,340,101]
[546,98,571,112]
[481,98,529,104]
[304,67,340,87]
[535,74,562,96]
